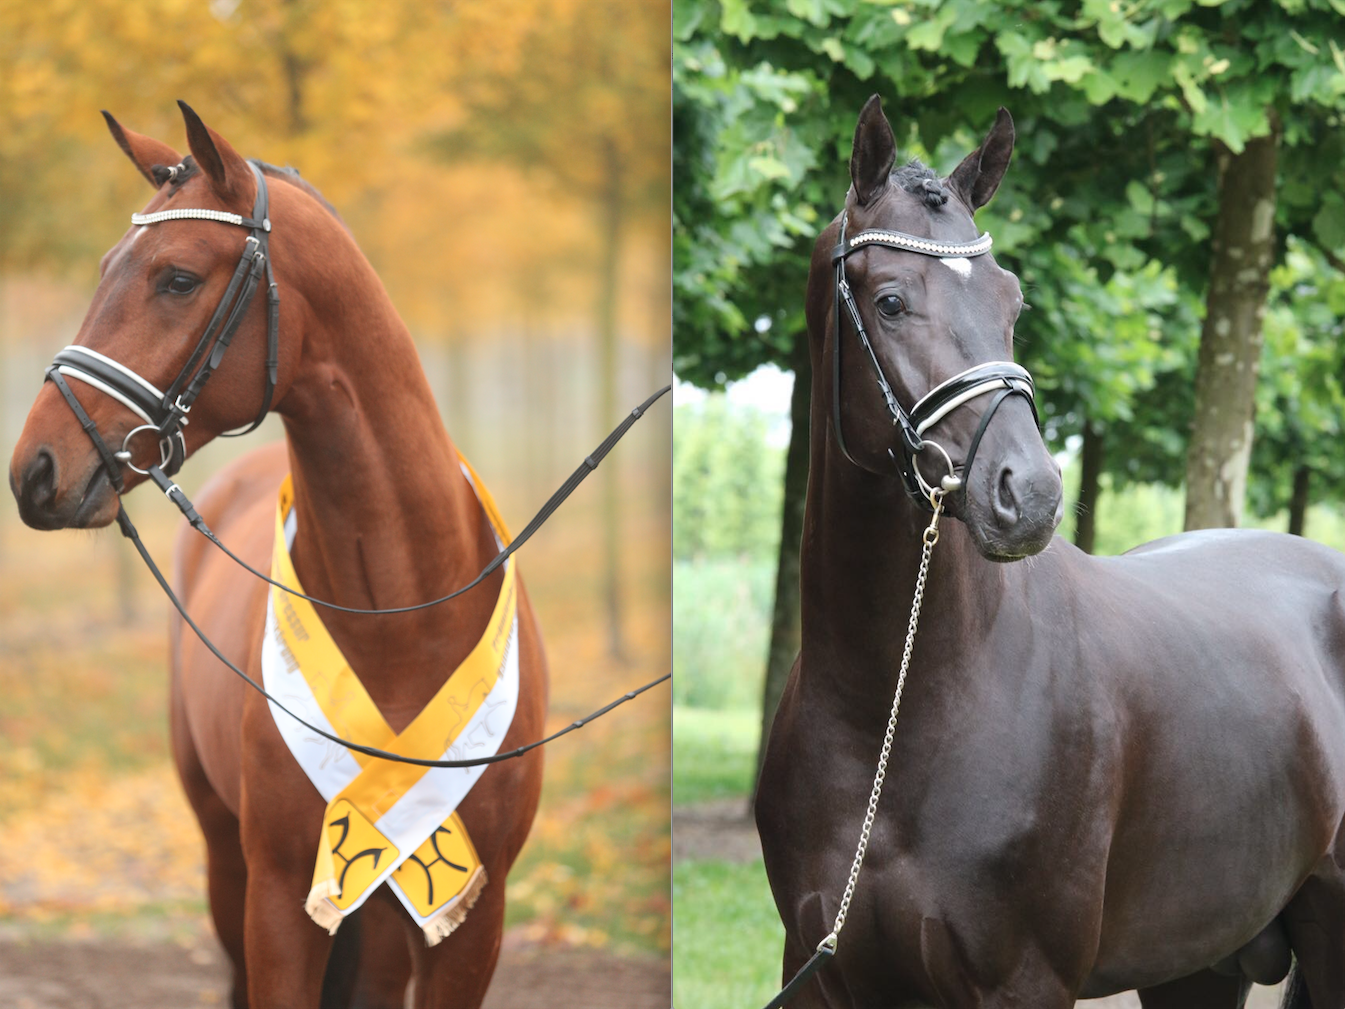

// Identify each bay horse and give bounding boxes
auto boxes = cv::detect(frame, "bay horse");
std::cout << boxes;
[755,95,1345,1009]
[9,104,547,1007]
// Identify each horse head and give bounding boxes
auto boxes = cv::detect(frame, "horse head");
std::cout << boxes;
[818,95,1062,560]
[9,102,312,531]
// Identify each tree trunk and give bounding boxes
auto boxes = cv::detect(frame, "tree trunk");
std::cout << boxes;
[1288,464,1310,537]
[597,134,625,662]
[1183,129,1280,531]
[1074,420,1103,555]
[116,535,136,623]
[752,336,812,801]
[280,0,309,136]
[448,335,471,450]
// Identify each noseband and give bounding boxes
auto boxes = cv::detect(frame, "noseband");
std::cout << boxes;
[45,161,279,490]
[830,210,1038,510]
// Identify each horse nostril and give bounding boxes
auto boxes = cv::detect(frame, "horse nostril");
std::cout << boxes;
[992,467,1019,526]
[22,448,57,511]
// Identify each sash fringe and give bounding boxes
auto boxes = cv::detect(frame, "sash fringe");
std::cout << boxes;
[305,880,344,935]
[422,866,488,947]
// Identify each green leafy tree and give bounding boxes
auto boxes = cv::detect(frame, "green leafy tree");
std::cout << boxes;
[1249,242,1345,535]
[675,0,1345,784]
[673,398,783,561]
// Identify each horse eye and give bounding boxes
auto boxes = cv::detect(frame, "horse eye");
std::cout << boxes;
[876,294,905,317]
[167,274,198,295]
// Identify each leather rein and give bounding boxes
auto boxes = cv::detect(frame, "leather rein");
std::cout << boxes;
[830,210,1037,506]
[43,165,670,769]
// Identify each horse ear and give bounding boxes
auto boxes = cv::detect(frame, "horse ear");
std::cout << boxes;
[947,107,1014,212]
[102,112,183,189]
[177,100,255,206]
[850,95,896,207]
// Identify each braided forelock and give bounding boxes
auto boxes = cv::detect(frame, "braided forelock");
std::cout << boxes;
[892,159,948,209]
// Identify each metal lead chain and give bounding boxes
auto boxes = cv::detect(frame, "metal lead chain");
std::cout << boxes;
[818,488,944,954]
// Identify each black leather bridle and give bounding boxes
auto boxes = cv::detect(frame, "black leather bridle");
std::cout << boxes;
[830,209,1038,510]
[37,160,671,769]
[45,160,278,490]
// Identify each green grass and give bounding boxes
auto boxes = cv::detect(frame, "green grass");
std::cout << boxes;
[673,558,775,710]
[672,706,759,806]
[672,858,783,1009]
[672,709,776,1007]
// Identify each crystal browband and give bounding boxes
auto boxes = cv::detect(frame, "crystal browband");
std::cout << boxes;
[846,229,993,259]
[131,207,270,231]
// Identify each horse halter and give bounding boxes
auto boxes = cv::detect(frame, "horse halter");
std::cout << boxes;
[830,209,1038,511]
[44,160,280,491]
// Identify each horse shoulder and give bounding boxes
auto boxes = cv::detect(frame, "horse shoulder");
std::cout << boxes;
[171,440,290,817]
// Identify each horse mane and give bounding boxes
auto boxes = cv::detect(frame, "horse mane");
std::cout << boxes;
[152,155,351,233]
[252,161,350,232]
[892,159,948,209]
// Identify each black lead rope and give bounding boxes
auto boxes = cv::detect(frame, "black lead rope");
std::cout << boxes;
[109,386,671,768]
[158,385,671,615]
[763,945,836,1009]
[118,500,667,767]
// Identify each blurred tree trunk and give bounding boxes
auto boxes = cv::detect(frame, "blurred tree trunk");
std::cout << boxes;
[598,134,625,662]
[281,0,309,136]
[1074,421,1103,554]
[752,336,811,801]
[648,342,672,530]
[1184,129,1279,531]
[523,319,544,505]
[1288,465,1310,537]
[449,336,471,449]
[116,536,136,622]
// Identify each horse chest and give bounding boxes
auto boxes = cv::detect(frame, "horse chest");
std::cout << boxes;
[767,679,1108,910]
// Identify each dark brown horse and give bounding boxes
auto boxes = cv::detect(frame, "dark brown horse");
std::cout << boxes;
[756,95,1345,1009]
[9,105,547,1007]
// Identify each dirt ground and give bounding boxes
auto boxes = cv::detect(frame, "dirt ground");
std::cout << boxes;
[0,929,669,1009]
[673,798,760,864]
[675,800,1285,1009]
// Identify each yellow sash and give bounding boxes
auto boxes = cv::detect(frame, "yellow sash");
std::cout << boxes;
[268,463,516,944]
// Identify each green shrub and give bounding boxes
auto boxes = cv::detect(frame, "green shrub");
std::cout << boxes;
[673,558,774,710]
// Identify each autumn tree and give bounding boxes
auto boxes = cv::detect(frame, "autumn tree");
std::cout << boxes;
[430,0,671,660]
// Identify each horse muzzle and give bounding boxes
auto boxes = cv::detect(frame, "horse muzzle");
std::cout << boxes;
[960,415,1063,561]
[10,439,118,531]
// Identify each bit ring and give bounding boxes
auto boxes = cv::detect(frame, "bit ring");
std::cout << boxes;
[117,424,173,476]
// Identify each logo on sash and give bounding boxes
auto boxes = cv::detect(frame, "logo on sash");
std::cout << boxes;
[261,461,518,945]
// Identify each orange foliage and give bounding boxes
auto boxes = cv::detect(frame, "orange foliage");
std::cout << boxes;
[0,0,670,953]
[0,0,670,345]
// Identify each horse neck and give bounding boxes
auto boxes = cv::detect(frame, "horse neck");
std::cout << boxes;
[799,376,1008,711]
[273,213,497,687]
